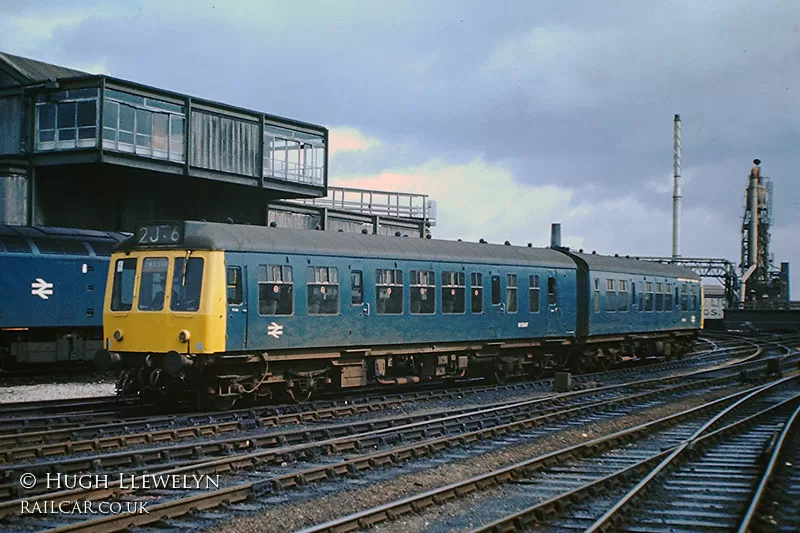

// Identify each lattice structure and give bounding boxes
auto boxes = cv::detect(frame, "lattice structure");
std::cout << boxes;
[638,257,740,308]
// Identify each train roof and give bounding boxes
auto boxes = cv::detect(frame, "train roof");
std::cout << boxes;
[0,224,127,241]
[570,251,701,280]
[121,221,578,269]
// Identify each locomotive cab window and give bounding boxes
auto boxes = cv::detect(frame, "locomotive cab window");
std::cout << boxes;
[259,264,293,315]
[351,270,363,305]
[376,269,403,314]
[307,266,339,315]
[530,275,540,313]
[171,257,204,312]
[410,270,435,314]
[227,267,242,305]
[548,276,557,306]
[506,274,518,313]
[491,275,501,305]
[138,257,168,311]
[441,271,465,314]
[471,272,483,313]
[111,258,137,311]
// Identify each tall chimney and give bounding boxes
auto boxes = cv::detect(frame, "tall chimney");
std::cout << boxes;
[672,114,682,260]
[748,161,759,268]
[550,223,562,248]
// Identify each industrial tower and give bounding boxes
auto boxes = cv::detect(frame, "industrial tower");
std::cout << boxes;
[739,159,790,305]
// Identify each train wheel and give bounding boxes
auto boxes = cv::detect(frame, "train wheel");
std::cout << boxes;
[197,387,237,411]
[287,379,314,403]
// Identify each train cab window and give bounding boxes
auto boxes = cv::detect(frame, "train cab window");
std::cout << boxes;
[376,269,403,314]
[618,280,628,312]
[410,270,435,314]
[593,278,600,312]
[681,284,688,311]
[491,275,501,305]
[548,277,557,305]
[606,279,616,312]
[665,283,673,310]
[441,271,465,314]
[258,265,293,315]
[471,273,483,313]
[506,274,518,313]
[138,257,168,311]
[530,275,541,313]
[655,283,664,311]
[307,266,339,315]
[227,267,242,305]
[351,270,363,305]
[110,258,137,311]
[171,257,204,312]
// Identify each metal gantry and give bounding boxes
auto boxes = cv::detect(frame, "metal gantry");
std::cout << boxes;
[638,256,740,307]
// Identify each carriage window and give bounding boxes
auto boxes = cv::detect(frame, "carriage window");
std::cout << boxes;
[307,266,339,315]
[258,264,293,315]
[665,283,672,310]
[618,280,628,312]
[639,281,644,309]
[681,284,688,311]
[631,281,637,308]
[441,271,465,314]
[529,275,540,313]
[376,269,403,314]
[410,270,435,314]
[227,267,242,305]
[171,257,204,312]
[645,282,654,312]
[111,258,137,311]
[691,284,698,311]
[655,282,664,312]
[548,277,557,305]
[351,270,363,305]
[506,274,518,313]
[138,257,168,311]
[593,278,600,312]
[471,272,483,313]
[490,275,501,305]
[606,279,616,312]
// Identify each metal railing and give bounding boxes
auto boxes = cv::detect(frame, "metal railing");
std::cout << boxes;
[288,186,436,226]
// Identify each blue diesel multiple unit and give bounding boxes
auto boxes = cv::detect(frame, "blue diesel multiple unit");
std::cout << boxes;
[0,225,126,365]
[103,221,702,407]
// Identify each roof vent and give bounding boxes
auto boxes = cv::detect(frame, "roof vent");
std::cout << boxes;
[592,251,596,254]
[479,238,487,244]
[425,234,432,239]
[614,253,619,257]
[504,240,511,246]
[362,228,369,234]
[457,238,462,242]
[527,243,532,247]
[269,221,277,228]
[579,248,584,253]
[395,231,402,237]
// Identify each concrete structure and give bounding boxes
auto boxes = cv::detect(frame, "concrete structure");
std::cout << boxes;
[0,52,328,232]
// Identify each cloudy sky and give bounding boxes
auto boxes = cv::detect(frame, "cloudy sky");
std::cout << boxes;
[3,0,800,291]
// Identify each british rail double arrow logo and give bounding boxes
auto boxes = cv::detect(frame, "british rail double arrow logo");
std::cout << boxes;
[31,278,54,300]
[268,322,284,338]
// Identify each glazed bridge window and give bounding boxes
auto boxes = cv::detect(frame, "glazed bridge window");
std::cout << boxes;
[376,269,403,314]
[441,271,465,314]
[258,265,293,315]
[307,266,339,315]
[530,275,540,313]
[410,270,435,314]
[138,257,168,311]
[111,258,137,311]
[171,257,204,312]
[506,274,518,313]
[471,273,483,313]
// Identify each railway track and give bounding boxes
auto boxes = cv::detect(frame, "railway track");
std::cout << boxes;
[295,375,800,533]
[0,337,794,532]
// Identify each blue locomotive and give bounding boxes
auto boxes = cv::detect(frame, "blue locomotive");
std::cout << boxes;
[0,225,126,367]
[103,221,701,407]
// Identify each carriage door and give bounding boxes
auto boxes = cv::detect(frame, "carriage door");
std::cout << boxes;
[349,260,369,342]
[545,271,563,336]
[225,257,248,351]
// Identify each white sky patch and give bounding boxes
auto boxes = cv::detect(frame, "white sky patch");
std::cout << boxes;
[328,127,383,156]
[1,6,128,52]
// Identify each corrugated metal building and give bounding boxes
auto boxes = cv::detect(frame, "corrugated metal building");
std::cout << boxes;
[0,52,328,231]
